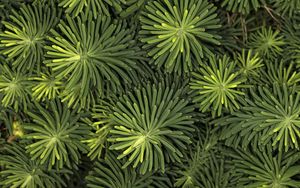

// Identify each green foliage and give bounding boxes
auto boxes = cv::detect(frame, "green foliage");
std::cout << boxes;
[197,152,237,188]
[219,0,266,15]
[23,100,91,169]
[236,49,263,78]
[228,144,300,187]
[139,0,221,73]
[190,55,246,117]
[58,0,118,18]
[0,143,68,188]
[30,69,63,102]
[0,0,29,29]
[172,126,238,188]
[216,11,244,53]
[59,81,98,111]
[0,108,18,137]
[84,100,113,160]
[45,14,143,109]
[283,20,300,66]
[0,2,60,72]
[173,128,213,188]
[271,0,300,17]
[85,152,171,188]
[260,61,300,90]
[108,79,195,174]
[84,123,111,160]
[0,64,32,111]
[117,0,148,18]
[173,143,207,188]
[1,0,300,187]
[216,84,300,151]
[248,27,285,60]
